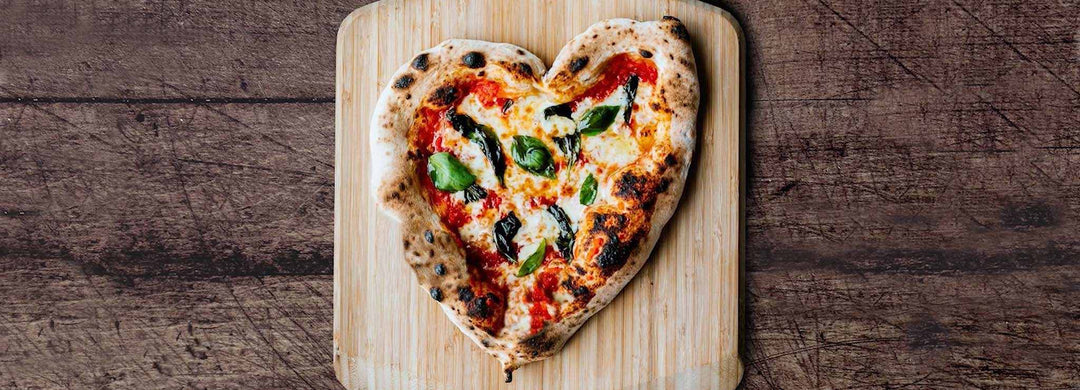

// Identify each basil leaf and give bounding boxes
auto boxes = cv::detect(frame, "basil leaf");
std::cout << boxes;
[426,152,475,192]
[493,212,521,262]
[579,173,597,205]
[553,132,581,167]
[577,105,620,136]
[543,102,573,119]
[623,75,639,123]
[547,205,575,261]
[516,238,547,277]
[448,111,506,185]
[463,183,487,203]
[511,135,556,178]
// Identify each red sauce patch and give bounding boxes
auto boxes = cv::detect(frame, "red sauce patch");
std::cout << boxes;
[465,244,507,283]
[527,195,558,209]
[571,53,658,109]
[413,106,446,153]
[416,162,470,231]
[482,190,502,210]
[464,245,509,334]
[463,78,510,109]
[527,262,562,333]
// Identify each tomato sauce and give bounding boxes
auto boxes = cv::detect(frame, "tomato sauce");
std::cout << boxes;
[482,190,502,210]
[571,53,658,109]
[465,244,508,282]
[526,245,566,333]
[415,162,470,231]
[464,78,510,108]
[527,195,558,209]
[463,244,510,334]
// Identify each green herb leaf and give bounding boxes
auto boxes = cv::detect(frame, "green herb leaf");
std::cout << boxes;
[577,105,620,136]
[426,152,475,192]
[623,75,639,123]
[579,173,597,205]
[511,135,556,178]
[553,132,581,166]
[516,238,547,277]
[543,102,574,120]
[448,111,506,185]
[546,205,575,261]
[494,212,521,262]
[462,183,487,203]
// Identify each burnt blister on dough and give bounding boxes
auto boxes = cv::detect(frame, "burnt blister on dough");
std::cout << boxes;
[462,51,486,68]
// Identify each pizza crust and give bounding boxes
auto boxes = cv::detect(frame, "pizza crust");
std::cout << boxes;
[369,17,698,379]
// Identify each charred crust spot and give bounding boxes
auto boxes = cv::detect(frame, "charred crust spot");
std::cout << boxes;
[462,52,486,68]
[393,74,415,89]
[457,286,474,302]
[467,293,497,319]
[457,287,500,319]
[650,102,662,111]
[412,53,430,71]
[590,213,629,236]
[658,178,672,194]
[434,263,446,275]
[403,238,411,250]
[662,15,681,22]
[671,23,690,41]
[405,93,412,100]
[516,49,525,55]
[573,285,591,297]
[424,230,435,243]
[428,249,435,258]
[569,57,589,73]
[512,62,533,78]
[592,34,598,38]
[614,172,669,210]
[561,278,592,299]
[588,212,645,272]
[664,153,678,167]
[615,173,649,200]
[596,236,636,271]
[478,70,486,77]
[481,340,491,348]
[679,58,693,68]
[429,287,443,301]
[521,333,556,356]
[397,182,406,192]
[639,49,653,58]
[430,85,458,106]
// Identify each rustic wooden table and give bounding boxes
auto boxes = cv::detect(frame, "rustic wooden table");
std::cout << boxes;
[1,0,1076,388]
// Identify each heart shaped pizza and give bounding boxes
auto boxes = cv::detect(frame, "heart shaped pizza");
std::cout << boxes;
[370,17,697,381]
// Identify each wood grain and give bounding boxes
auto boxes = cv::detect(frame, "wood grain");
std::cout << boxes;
[334,1,742,388]
[1,0,1077,388]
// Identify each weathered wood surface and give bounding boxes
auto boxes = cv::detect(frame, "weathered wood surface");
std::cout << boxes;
[1,0,1076,389]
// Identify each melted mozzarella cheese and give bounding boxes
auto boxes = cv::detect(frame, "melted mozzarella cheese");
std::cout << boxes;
[513,211,559,260]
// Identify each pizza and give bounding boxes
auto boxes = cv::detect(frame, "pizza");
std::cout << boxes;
[369,17,697,381]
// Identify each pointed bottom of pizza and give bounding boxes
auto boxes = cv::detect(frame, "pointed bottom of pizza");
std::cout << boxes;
[369,17,698,381]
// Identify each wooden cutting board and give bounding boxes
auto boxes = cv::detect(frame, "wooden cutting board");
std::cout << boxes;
[334,0,743,388]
